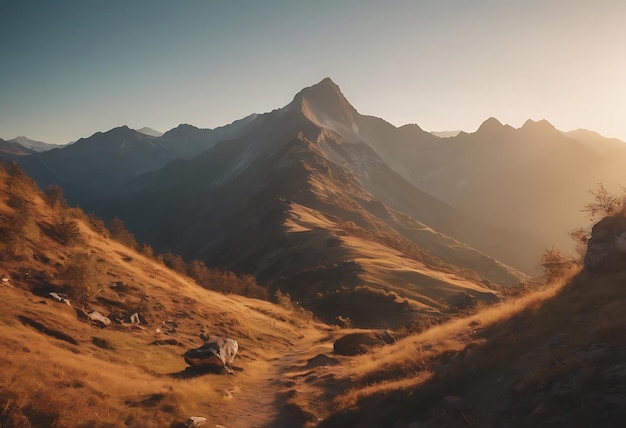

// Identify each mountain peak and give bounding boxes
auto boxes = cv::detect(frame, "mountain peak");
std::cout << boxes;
[317,76,339,88]
[475,117,508,134]
[521,118,557,133]
[294,77,346,106]
[292,78,359,134]
[105,125,133,135]
[136,127,163,137]
[476,117,504,133]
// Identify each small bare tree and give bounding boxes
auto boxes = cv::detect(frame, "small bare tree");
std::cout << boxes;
[581,183,625,221]
[540,247,573,281]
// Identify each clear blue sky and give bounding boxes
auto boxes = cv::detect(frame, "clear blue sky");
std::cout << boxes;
[1,0,625,144]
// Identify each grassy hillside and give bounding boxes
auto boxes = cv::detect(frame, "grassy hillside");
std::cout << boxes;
[314,263,626,427]
[0,162,336,427]
[3,161,623,427]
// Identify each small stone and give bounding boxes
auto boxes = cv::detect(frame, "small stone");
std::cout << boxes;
[186,416,207,427]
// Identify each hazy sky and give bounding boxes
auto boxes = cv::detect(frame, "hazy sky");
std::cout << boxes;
[1,0,625,144]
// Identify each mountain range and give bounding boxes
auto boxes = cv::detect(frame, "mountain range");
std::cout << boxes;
[6,77,626,327]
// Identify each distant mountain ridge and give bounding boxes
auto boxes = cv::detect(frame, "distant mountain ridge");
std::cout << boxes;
[0,138,36,159]
[8,136,64,152]
[8,77,626,326]
[135,127,163,137]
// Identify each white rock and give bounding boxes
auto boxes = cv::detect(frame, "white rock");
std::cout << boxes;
[186,416,207,427]
[88,311,111,326]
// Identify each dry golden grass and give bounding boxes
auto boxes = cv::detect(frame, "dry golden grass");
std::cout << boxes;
[327,270,577,410]
[0,170,337,427]
[6,164,621,427]
[317,260,626,427]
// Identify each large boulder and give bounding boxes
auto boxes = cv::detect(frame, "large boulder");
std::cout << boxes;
[183,337,238,373]
[584,214,626,272]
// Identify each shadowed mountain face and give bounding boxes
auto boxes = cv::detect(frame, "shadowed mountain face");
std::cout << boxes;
[18,126,178,205]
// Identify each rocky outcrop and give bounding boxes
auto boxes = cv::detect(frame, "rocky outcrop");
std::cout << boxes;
[584,213,626,272]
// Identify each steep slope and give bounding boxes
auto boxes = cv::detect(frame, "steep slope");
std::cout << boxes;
[283,80,554,274]
[0,163,337,427]
[100,80,525,328]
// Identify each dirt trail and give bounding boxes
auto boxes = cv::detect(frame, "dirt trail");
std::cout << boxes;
[200,328,335,428]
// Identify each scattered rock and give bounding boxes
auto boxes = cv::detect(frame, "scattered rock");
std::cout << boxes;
[184,337,239,374]
[88,311,111,328]
[49,292,71,306]
[185,416,207,427]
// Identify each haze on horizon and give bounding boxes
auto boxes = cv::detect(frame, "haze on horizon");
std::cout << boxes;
[1,0,625,145]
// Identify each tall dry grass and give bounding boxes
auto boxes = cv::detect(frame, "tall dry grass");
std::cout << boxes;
[332,269,578,409]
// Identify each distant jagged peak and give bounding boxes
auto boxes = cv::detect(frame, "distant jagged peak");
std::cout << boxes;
[67,125,151,149]
[161,123,204,139]
[293,78,356,118]
[398,123,426,133]
[7,135,62,152]
[473,117,516,136]
[521,118,557,133]
[167,123,201,132]
[477,117,503,131]
[10,135,46,145]
[397,123,437,140]
[98,125,136,136]
[298,77,343,99]
[135,127,163,137]
[291,77,361,140]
